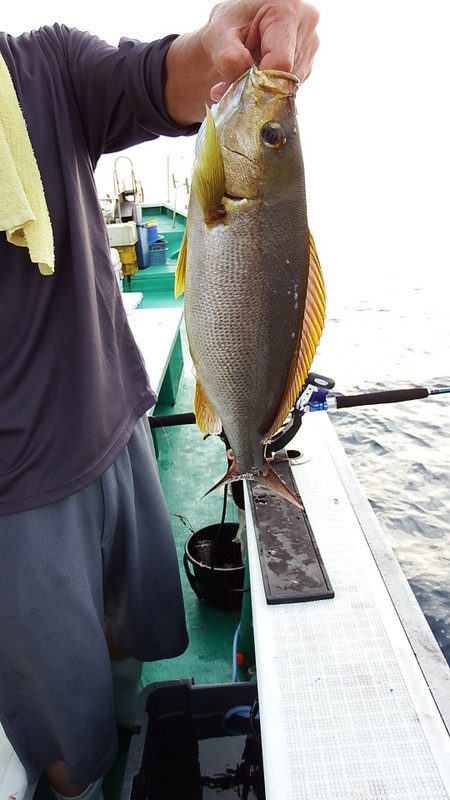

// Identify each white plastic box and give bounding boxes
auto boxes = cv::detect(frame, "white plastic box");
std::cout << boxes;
[110,248,123,290]
[0,723,33,800]
[106,221,137,246]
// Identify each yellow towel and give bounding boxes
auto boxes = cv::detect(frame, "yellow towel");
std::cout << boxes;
[0,53,54,275]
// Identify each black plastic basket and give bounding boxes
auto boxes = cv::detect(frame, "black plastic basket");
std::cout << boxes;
[184,522,245,611]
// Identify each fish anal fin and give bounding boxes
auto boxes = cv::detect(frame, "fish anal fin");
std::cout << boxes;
[203,460,238,498]
[192,106,226,225]
[264,231,326,441]
[194,379,222,435]
[174,226,187,298]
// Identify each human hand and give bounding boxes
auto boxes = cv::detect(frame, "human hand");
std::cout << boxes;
[202,0,320,102]
[164,0,319,125]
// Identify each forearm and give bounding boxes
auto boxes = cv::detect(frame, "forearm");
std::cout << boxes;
[164,29,221,126]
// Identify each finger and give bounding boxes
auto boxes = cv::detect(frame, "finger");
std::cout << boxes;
[202,26,254,81]
[249,2,319,76]
[294,30,319,83]
[257,17,297,74]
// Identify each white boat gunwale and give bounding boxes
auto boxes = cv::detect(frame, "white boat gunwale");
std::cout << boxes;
[245,411,450,799]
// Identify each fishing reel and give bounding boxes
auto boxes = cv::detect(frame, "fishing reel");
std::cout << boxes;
[221,372,335,511]
[265,373,450,457]
[267,372,335,455]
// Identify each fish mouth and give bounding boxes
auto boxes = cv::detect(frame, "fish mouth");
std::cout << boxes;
[248,67,299,96]
[218,66,298,112]
[255,68,299,84]
[230,66,299,91]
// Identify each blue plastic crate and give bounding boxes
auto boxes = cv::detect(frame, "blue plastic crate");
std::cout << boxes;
[148,238,167,266]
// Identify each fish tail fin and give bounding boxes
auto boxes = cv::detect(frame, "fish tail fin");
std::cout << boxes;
[203,460,238,498]
[254,462,304,510]
[204,460,302,510]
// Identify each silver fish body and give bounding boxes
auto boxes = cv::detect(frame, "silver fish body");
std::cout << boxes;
[176,67,325,499]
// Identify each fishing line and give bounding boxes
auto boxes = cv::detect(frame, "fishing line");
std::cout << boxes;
[161,425,173,463]
[171,513,196,535]
[210,484,242,614]
[210,483,229,568]
[210,483,250,622]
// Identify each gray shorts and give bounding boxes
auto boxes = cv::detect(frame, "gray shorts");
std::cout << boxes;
[0,416,188,785]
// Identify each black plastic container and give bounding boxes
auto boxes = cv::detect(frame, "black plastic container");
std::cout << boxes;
[135,223,149,269]
[183,522,245,611]
[121,680,264,800]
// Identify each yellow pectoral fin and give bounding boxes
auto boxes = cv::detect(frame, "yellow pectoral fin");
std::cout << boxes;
[192,106,226,225]
[264,231,326,441]
[194,379,222,435]
[174,227,187,298]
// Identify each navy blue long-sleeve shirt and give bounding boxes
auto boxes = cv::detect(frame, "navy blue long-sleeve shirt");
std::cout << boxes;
[0,24,197,513]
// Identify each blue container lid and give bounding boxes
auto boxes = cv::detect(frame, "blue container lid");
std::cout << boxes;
[147,222,159,243]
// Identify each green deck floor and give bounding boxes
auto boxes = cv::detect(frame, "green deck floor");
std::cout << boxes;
[145,333,242,687]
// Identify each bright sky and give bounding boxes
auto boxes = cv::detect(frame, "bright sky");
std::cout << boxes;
[3,1,450,300]
[1,1,214,41]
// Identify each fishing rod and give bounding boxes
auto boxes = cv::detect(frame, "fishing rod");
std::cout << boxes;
[299,373,450,411]
[268,373,450,452]
[148,373,450,454]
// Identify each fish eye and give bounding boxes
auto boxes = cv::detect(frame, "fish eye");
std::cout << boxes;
[261,122,285,149]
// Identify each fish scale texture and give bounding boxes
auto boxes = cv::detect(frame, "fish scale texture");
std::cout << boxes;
[186,194,308,473]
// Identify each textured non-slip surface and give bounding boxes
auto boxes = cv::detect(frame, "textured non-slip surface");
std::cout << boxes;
[0,723,29,798]
[246,412,450,799]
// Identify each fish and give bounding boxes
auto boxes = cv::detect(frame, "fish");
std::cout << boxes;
[175,66,326,506]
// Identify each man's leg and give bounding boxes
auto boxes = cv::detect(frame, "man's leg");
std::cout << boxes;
[46,761,103,799]
[105,625,143,730]
[0,487,119,794]
[46,761,87,797]
[44,626,132,797]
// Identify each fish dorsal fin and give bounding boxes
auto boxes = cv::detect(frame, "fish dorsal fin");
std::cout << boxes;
[264,232,326,441]
[192,106,226,224]
[194,378,222,435]
[174,226,187,298]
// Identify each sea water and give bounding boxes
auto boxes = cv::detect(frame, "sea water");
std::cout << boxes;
[313,280,450,665]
